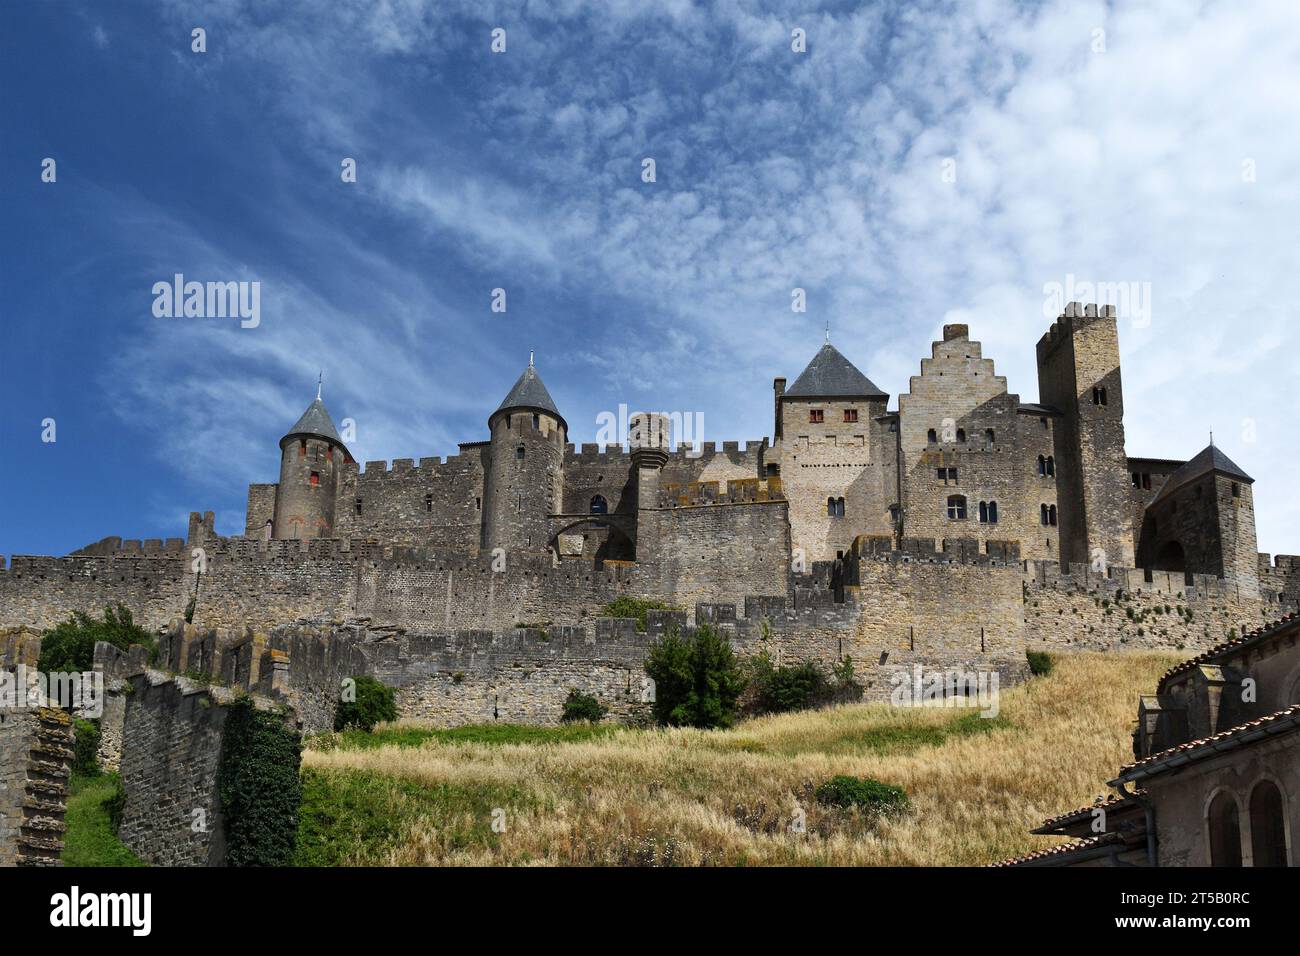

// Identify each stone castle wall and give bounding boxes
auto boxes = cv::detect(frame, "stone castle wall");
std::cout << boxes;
[1023,559,1285,653]
[0,703,74,867]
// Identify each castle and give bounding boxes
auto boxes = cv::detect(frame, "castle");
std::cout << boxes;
[1,301,1297,724]
[244,301,1274,602]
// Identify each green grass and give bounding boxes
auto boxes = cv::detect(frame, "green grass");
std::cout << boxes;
[61,773,144,867]
[292,768,537,866]
[318,721,623,751]
[723,711,1012,757]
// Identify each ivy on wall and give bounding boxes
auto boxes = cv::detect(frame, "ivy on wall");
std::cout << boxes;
[218,697,302,866]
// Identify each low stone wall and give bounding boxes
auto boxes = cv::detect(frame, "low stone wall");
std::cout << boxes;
[0,703,74,866]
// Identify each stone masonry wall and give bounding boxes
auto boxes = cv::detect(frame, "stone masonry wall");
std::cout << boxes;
[0,703,74,867]
[1023,560,1284,653]
[117,672,245,867]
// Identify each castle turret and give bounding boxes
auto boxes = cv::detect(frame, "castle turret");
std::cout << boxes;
[272,387,351,540]
[481,355,567,555]
[1138,444,1259,598]
[1036,303,1135,567]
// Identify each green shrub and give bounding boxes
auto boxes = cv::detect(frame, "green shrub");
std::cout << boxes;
[333,675,397,733]
[1026,650,1053,677]
[748,653,828,713]
[815,775,909,813]
[219,698,302,866]
[37,604,156,677]
[644,625,744,729]
[72,718,101,777]
[601,597,676,632]
[560,689,607,723]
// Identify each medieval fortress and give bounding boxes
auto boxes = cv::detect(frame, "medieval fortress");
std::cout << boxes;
[2,302,1298,737]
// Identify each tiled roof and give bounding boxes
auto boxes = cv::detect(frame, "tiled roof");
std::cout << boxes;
[494,365,565,426]
[1114,702,1300,783]
[1031,791,1144,833]
[1157,612,1298,688]
[989,831,1126,867]
[283,397,343,445]
[783,343,887,399]
[1149,443,1253,505]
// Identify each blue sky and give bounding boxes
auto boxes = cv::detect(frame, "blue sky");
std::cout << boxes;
[1,0,1297,558]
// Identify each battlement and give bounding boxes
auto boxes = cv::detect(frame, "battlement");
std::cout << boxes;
[565,439,767,465]
[1024,559,1228,600]
[352,447,484,478]
[660,477,784,507]
[1036,301,1119,361]
[70,536,186,557]
[848,534,1022,568]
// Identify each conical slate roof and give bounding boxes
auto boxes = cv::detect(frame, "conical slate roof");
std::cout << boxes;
[282,396,343,446]
[784,342,887,399]
[1150,444,1253,505]
[493,363,566,428]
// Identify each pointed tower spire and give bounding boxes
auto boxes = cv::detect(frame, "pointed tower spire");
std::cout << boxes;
[825,320,830,344]
[317,370,323,401]
[529,349,535,369]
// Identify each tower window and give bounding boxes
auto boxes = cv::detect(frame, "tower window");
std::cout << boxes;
[326,446,333,462]
[937,467,958,484]
[1232,482,1241,498]
[309,471,320,487]
[1049,504,1057,526]
[1046,456,1054,477]
[532,413,540,429]
[425,494,434,512]
[475,497,481,511]
[927,428,937,445]
[1040,417,1048,429]
[843,409,858,423]
[591,495,608,515]
[299,439,307,457]
[946,495,967,520]
[1091,386,1108,406]
[984,428,995,445]
[979,501,998,524]
[1038,455,1046,476]
[516,444,525,460]
[826,497,845,517]
[956,428,966,443]
[809,409,824,423]
[355,498,363,516]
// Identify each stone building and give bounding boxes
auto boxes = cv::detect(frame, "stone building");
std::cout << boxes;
[1001,612,1300,867]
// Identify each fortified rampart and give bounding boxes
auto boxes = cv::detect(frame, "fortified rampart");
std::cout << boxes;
[1023,559,1288,652]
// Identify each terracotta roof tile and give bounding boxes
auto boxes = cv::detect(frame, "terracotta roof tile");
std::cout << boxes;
[1157,612,1298,688]
[1116,703,1300,779]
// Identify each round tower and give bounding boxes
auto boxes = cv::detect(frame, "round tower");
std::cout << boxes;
[272,386,351,540]
[481,355,567,555]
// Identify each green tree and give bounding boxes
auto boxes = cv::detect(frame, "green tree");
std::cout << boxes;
[644,625,744,729]
[561,689,607,723]
[38,604,155,676]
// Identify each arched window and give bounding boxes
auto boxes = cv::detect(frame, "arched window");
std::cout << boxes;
[984,428,995,445]
[978,501,997,524]
[835,497,845,517]
[827,497,836,517]
[1208,791,1243,867]
[1040,503,1049,526]
[425,494,434,513]
[1249,781,1288,867]
[1046,456,1055,477]
[590,495,608,515]
[956,428,967,443]
[989,501,998,523]
[1037,455,1046,476]
[1048,504,1057,526]
[927,428,937,445]
[1092,386,1108,406]
[263,519,273,542]
[946,495,967,520]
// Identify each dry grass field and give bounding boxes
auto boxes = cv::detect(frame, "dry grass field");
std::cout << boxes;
[296,652,1177,866]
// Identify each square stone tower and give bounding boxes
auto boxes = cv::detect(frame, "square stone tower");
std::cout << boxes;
[1036,303,1135,568]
